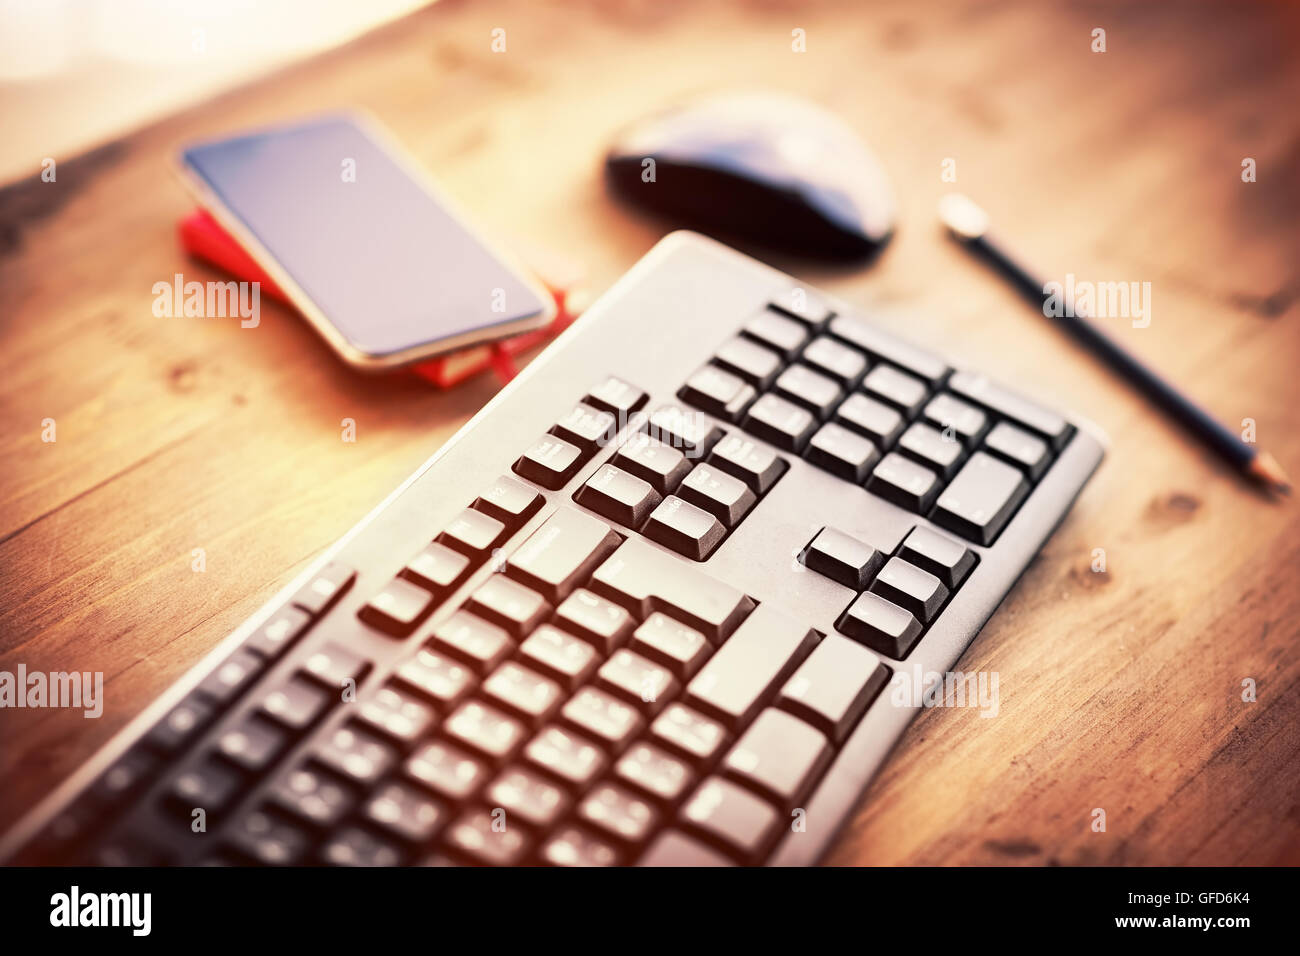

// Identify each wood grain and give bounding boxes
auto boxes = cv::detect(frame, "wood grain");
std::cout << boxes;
[1,0,1297,865]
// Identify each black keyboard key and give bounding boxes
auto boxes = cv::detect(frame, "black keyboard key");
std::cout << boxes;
[260,678,332,732]
[577,782,660,845]
[438,506,507,556]
[838,591,922,657]
[639,829,734,866]
[680,776,781,864]
[540,825,622,866]
[145,695,215,755]
[513,435,585,490]
[742,392,817,452]
[443,808,530,865]
[551,402,618,452]
[828,314,950,386]
[486,766,570,829]
[430,610,514,674]
[552,588,636,654]
[778,634,889,743]
[291,562,356,615]
[616,741,695,804]
[722,708,831,808]
[923,392,989,443]
[678,364,757,422]
[868,452,941,512]
[931,451,1031,545]
[610,433,692,494]
[677,463,757,527]
[302,641,371,690]
[870,556,949,623]
[170,757,243,814]
[244,606,311,659]
[642,496,726,560]
[585,376,648,418]
[575,463,662,527]
[561,686,644,752]
[320,826,403,867]
[472,473,544,529]
[518,624,601,689]
[645,403,725,457]
[948,371,1072,449]
[898,525,976,588]
[597,649,678,714]
[466,575,551,636]
[226,809,311,865]
[482,662,564,724]
[804,421,880,482]
[590,536,756,643]
[707,433,787,494]
[394,647,476,708]
[983,421,1052,480]
[713,336,783,389]
[196,649,264,706]
[630,612,711,678]
[801,335,868,385]
[402,541,470,593]
[769,287,833,327]
[742,308,808,359]
[359,576,435,636]
[862,364,928,415]
[363,781,448,844]
[91,748,160,805]
[405,741,490,802]
[356,684,438,744]
[505,507,622,602]
[524,725,607,790]
[216,717,289,773]
[684,604,818,729]
[313,723,399,785]
[269,765,355,827]
[798,527,883,590]
[444,700,527,761]
[773,364,843,418]
[897,421,967,479]
[834,392,904,447]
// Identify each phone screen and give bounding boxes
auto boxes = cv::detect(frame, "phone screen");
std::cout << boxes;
[181,115,549,361]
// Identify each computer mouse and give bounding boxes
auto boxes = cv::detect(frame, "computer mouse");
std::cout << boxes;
[605,92,895,262]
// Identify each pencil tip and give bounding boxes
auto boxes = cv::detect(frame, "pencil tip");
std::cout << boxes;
[1249,451,1292,496]
[938,193,990,241]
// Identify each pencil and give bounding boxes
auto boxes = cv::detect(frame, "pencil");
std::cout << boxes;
[938,193,1291,496]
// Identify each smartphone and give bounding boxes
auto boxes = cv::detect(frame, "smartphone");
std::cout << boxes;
[176,113,554,370]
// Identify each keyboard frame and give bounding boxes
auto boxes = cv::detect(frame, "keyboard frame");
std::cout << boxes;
[0,231,1105,866]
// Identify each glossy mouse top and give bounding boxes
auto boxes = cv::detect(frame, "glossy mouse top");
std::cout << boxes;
[605,92,896,262]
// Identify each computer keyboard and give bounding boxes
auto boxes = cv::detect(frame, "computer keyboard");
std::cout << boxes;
[0,231,1104,867]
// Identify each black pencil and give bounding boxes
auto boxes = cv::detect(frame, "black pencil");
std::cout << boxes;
[938,193,1290,496]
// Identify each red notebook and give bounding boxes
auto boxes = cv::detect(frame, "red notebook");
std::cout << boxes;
[177,209,582,387]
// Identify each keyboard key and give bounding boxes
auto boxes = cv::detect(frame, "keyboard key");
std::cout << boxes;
[363,781,448,843]
[838,591,922,658]
[630,612,711,678]
[610,433,692,494]
[552,588,636,654]
[678,364,757,422]
[577,782,659,845]
[524,725,607,789]
[707,433,787,494]
[828,314,951,386]
[482,662,564,725]
[947,371,1072,449]
[561,686,644,752]
[713,336,783,389]
[302,641,371,691]
[639,829,734,866]
[677,464,757,527]
[401,541,471,594]
[91,748,159,805]
[320,826,403,867]
[145,695,215,755]
[575,463,662,527]
[680,776,781,863]
[798,527,883,590]
[226,809,311,865]
[769,287,833,327]
[742,392,818,452]
[170,758,243,814]
[898,525,976,588]
[616,742,695,804]
[931,451,1031,546]
[196,649,263,705]
[551,402,617,451]
[444,700,527,761]
[540,825,622,866]
[443,808,530,865]
[983,421,1052,480]
[466,575,551,636]
[923,392,989,443]
[260,678,332,732]
[518,624,600,689]
[486,766,570,828]
[405,741,489,801]
[270,765,355,827]
[505,507,622,602]
[642,496,726,560]
[430,610,514,674]
[778,634,890,742]
[597,649,678,714]
[897,421,967,479]
[868,452,941,512]
[472,473,544,529]
[804,421,881,482]
[645,403,725,457]
[590,536,756,643]
[216,717,289,773]
[291,562,356,615]
[684,604,818,729]
[723,709,831,808]
[395,647,475,708]
[359,576,435,636]
[801,335,868,385]
[244,606,311,660]
[585,376,648,418]
[834,392,904,446]
[356,684,438,744]
[313,723,398,785]
[871,556,949,623]
[862,363,928,415]
[513,435,585,490]
[650,703,730,767]
[742,308,808,358]
[438,506,507,556]
[773,364,843,418]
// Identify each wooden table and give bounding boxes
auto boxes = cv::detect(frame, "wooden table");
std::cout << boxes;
[2,0,1297,865]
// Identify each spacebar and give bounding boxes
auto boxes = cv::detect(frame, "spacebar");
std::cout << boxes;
[589,537,755,643]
